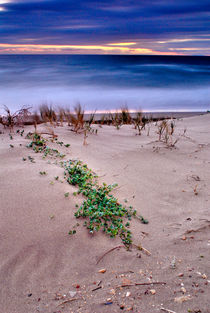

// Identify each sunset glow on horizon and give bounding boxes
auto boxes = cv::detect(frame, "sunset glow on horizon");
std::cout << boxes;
[0,43,181,55]
[0,0,209,55]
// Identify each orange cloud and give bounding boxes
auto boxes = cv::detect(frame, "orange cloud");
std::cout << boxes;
[169,47,210,51]
[0,43,179,55]
[107,42,137,46]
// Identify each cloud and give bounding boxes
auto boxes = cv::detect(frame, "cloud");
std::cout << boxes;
[157,38,210,44]
[0,0,209,55]
[107,42,137,46]
[170,47,210,51]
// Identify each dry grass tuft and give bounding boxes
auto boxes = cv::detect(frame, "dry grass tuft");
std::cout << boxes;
[133,111,148,135]
[120,106,132,124]
[70,103,84,133]
[64,108,71,126]
[58,107,65,126]
[32,111,40,133]
[157,119,178,147]
[39,104,57,125]
[1,105,31,132]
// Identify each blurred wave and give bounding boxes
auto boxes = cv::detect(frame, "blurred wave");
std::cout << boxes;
[0,54,209,112]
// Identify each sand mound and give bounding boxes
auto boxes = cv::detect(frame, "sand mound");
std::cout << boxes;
[0,114,210,312]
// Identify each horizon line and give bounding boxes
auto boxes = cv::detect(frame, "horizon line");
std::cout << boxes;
[0,53,209,57]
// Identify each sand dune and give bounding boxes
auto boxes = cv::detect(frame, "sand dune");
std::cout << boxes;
[0,114,210,313]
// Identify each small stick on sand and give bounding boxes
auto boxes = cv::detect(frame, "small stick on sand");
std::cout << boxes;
[96,243,151,265]
[139,246,151,256]
[116,282,166,288]
[57,298,78,306]
[96,245,124,264]
[161,308,177,313]
[83,129,88,145]
[92,286,102,292]
[132,243,151,256]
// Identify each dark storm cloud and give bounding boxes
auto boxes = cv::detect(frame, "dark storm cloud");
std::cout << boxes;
[0,0,209,53]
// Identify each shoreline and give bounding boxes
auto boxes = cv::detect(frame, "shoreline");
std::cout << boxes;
[86,111,207,121]
[2,109,207,126]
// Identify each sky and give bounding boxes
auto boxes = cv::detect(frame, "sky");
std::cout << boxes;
[0,0,209,55]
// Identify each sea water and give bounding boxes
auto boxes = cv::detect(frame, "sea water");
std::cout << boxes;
[0,54,209,113]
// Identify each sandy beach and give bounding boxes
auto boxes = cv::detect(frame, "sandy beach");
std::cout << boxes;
[0,113,210,313]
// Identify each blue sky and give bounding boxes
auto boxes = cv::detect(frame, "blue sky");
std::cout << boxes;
[0,0,209,54]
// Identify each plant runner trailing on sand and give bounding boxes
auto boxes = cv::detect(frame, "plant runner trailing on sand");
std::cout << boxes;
[64,160,147,247]
[27,133,148,247]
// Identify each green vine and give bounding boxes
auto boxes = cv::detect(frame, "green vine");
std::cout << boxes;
[64,160,146,247]
[26,133,148,247]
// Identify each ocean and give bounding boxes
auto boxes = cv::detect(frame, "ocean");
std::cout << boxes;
[0,54,209,114]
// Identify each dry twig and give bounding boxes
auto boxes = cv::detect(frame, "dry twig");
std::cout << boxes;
[96,243,151,265]
[161,308,177,313]
[132,243,151,256]
[116,281,166,288]
[57,298,78,306]
[96,245,124,264]
[92,286,102,292]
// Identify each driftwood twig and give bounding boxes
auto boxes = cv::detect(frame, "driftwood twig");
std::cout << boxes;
[96,245,124,264]
[132,243,151,256]
[92,286,102,292]
[116,281,166,288]
[57,298,78,306]
[96,243,151,265]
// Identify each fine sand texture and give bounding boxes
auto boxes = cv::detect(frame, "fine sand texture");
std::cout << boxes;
[0,114,210,313]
